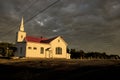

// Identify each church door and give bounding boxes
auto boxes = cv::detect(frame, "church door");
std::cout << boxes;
[46,50,52,58]
[46,51,49,58]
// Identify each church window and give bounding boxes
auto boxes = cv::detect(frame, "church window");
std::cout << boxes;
[28,47,32,49]
[40,47,44,54]
[58,39,60,42]
[33,47,37,50]
[21,35,23,38]
[56,47,62,54]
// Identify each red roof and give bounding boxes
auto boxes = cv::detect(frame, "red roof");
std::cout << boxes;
[40,36,58,43]
[25,36,47,43]
[25,36,58,43]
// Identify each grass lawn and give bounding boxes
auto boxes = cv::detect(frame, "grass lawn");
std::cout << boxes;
[0,58,120,80]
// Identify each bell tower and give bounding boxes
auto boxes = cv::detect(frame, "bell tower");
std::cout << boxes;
[16,17,26,42]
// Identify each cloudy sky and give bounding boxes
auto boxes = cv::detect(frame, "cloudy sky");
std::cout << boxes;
[0,0,120,55]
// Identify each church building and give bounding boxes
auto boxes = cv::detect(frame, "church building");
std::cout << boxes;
[15,18,70,59]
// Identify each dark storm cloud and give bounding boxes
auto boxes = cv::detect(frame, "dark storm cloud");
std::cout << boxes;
[1,0,120,55]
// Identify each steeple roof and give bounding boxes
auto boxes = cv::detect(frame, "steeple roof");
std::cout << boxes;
[19,17,24,31]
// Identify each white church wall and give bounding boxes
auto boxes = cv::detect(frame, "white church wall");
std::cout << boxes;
[25,42,50,58]
[50,36,68,59]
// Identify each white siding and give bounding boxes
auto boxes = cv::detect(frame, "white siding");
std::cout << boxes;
[26,42,50,58]
[50,36,68,58]
[15,37,70,59]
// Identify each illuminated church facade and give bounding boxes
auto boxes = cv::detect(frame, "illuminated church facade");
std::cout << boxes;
[15,18,70,59]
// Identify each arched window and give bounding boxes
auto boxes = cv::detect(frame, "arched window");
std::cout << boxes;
[40,47,44,54]
[56,47,62,54]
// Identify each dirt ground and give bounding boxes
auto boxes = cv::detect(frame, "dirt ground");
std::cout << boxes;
[0,58,120,80]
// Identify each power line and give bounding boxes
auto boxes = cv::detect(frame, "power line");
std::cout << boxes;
[20,0,39,16]
[0,0,60,39]
[25,0,60,24]
[0,0,39,39]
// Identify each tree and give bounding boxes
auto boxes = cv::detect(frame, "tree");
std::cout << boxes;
[0,42,17,57]
[79,50,85,59]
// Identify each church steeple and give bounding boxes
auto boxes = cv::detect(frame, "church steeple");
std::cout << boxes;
[19,17,24,31]
[16,17,26,42]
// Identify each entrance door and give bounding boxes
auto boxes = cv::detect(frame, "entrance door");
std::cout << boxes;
[46,50,52,58]
[46,51,50,58]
